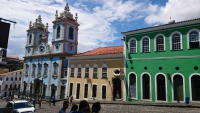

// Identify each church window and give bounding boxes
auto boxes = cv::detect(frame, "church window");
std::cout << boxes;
[32,63,36,77]
[43,63,48,78]
[39,34,43,44]
[25,64,29,77]
[56,26,61,38]
[53,62,58,79]
[102,64,107,78]
[38,63,42,78]
[188,30,199,49]
[55,43,60,50]
[69,27,74,40]
[93,64,98,78]
[85,64,89,78]
[29,34,32,44]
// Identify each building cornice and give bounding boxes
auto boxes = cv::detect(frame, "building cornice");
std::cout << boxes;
[23,53,73,59]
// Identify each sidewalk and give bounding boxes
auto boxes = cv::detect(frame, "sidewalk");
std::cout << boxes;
[70,100,200,108]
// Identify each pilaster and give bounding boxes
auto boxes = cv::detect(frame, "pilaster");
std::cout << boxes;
[47,57,53,97]
[57,57,64,99]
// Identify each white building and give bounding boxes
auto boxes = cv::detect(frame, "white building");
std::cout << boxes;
[0,69,23,98]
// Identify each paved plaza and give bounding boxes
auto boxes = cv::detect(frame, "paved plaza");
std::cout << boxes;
[0,100,199,113]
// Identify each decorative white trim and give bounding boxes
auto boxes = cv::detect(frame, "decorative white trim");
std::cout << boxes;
[189,73,200,101]
[113,68,120,76]
[128,38,137,53]
[141,36,150,52]
[171,73,185,102]
[154,34,166,51]
[101,63,108,78]
[127,72,138,100]
[83,83,89,100]
[155,72,168,102]
[170,31,183,50]
[187,29,200,49]
[91,83,98,99]
[126,55,200,61]
[140,72,152,101]
[75,82,81,100]
[101,84,107,100]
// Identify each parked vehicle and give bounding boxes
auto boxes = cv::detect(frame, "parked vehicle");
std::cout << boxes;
[5,100,36,113]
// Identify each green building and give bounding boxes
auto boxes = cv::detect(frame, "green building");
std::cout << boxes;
[122,18,200,102]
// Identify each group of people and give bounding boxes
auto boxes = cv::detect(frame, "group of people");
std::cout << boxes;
[59,100,101,113]
[33,96,57,109]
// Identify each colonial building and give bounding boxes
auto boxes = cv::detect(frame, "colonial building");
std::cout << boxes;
[122,18,200,102]
[67,46,125,101]
[22,3,79,99]
[0,69,23,98]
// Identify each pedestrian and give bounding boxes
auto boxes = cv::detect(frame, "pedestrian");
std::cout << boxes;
[69,104,78,113]
[91,102,101,113]
[33,98,36,108]
[59,100,69,113]
[66,95,69,102]
[85,103,92,113]
[70,95,73,105]
[52,96,56,106]
[75,100,89,113]
[38,97,42,109]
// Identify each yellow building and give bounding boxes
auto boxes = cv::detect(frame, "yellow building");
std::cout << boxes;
[67,46,124,101]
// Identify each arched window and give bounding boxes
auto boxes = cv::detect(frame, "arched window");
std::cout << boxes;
[77,64,82,77]
[9,84,12,90]
[129,39,137,53]
[56,26,60,38]
[85,64,89,78]
[5,84,8,90]
[102,64,107,78]
[155,35,165,51]
[69,27,74,40]
[141,37,150,52]
[29,34,32,44]
[11,77,13,81]
[189,31,199,49]
[70,64,74,77]
[19,77,21,81]
[93,64,98,78]
[39,34,43,44]
[171,32,182,50]
[15,77,17,81]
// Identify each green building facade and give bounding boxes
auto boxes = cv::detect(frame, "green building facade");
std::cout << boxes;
[122,18,200,102]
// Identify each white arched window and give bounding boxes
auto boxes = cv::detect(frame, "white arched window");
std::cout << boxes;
[129,38,137,53]
[85,64,89,78]
[77,64,82,77]
[70,64,74,77]
[141,36,150,52]
[154,34,165,51]
[93,64,98,78]
[102,64,107,78]
[170,32,182,50]
[187,29,200,49]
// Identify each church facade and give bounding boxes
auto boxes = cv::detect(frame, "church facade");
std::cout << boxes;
[22,4,79,99]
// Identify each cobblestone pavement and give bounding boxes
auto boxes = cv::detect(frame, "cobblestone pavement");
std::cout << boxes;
[0,100,199,113]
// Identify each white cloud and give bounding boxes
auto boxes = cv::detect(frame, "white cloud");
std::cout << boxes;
[145,0,200,24]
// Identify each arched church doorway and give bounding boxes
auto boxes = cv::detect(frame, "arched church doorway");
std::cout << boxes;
[156,74,166,101]
[113,77,121,100]
[191,75,200,101]
[142,74,150,99]
[60,86,65,99]
[173,75,183,101]
[51,84,56,98]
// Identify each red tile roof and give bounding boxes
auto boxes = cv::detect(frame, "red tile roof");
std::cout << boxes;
[0,69,23,76]
[74,45,123,56]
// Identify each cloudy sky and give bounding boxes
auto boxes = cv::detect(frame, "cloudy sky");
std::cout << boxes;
[0,0,200,58]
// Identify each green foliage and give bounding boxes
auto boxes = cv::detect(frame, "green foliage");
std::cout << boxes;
[16,63,24,70]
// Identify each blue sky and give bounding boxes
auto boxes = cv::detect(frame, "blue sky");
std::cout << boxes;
[0,0,200,58]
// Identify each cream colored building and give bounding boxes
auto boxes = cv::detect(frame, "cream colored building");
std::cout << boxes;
[67,46,124,101]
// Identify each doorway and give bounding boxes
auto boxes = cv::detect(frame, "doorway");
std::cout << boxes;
[173,75,183,101]
[60,86,65,99]
[157,74,166,101]
[113,77,121,100]
[191,75,200,101]
[51,84,56,98]
[142,74,150,99]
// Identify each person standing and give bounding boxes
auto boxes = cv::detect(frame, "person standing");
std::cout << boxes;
[75,100,89,113]
[52,96,56,106]
[70,95,73,105]
[38,97,42,109]
[59,100,69,113]
[91,102,101,113]
[69,104,78,113]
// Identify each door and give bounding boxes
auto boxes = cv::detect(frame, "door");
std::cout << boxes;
[157,75,166,101]
[76,84,80,99]
[102,86,106,99]
[113,78,121,100]
[60,86,65,99]
[174,75,183,101]
[142,74,150,99]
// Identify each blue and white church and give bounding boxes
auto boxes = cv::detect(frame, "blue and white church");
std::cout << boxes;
[22,3,79,99]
